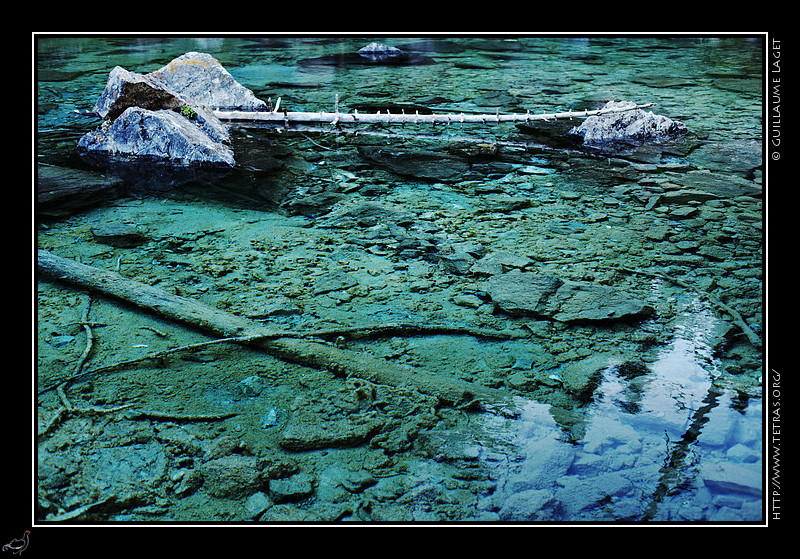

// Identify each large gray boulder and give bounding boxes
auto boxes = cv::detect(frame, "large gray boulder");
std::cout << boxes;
[484,270,654,323]
[568,100,687,145]
[78,106,235,167]
[87,64,232,147]
[147,52,267,111]
[78,52,266,168]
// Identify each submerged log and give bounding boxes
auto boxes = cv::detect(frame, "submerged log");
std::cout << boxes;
[37,250,516,415]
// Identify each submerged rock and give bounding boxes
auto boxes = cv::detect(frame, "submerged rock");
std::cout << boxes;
[484,271,654,323]
[689,139,762,177]
[200,455,264,498]
[299,42,435,66]
[559,353,623,402]
[37,163,125,217]
[357,146,470,182]
[470,251,533,276]
[319,202,402,229]
[91,222,149,247]
[700,462,762,497]
[670,170,762,198]
[280,191,346,217]
[553,279,654,322]
[279,409,384,451]
[268,473,316,503]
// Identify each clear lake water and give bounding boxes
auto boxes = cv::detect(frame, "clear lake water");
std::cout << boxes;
[35,34,765,524]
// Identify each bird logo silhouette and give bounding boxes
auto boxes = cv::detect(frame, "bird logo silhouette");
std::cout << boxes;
[2,530,29,555]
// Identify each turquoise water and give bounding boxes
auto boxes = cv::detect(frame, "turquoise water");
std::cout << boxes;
[36,36,764,155]
[36,35,764,523]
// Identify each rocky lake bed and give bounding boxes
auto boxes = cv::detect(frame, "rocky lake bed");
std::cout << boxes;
[35,36,764,524]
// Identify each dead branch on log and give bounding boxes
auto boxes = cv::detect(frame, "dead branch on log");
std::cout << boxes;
[291,322,524,341]
[38,401,136,437]
[39,322,522,395]
[38,337,248,395]
[125,410,239,423]
[72,295,94,376]
[37,250,517,415]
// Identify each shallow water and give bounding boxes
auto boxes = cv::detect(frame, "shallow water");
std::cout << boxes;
[35,34,764,524]
[476,305,761,522]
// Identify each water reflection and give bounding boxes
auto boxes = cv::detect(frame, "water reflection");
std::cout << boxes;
[480,307,763,522]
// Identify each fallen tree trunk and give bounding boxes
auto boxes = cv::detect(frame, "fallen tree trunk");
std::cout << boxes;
[214,102,655,127]
[37,250,516,415]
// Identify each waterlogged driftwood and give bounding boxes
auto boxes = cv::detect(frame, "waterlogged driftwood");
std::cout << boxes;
[214,102,656,127]
[37,250,515,414]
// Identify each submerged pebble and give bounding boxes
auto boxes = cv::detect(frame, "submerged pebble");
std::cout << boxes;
[260,408,279,428]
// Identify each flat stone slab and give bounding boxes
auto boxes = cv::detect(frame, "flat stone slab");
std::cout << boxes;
[357,146,470,182]
[37,163,125,217]
[91,222,149,247]
[670,170,762,198]
[280,410,384,451]
[701,462,762,497]
[484,271,654,323]
[689,139,762,175]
